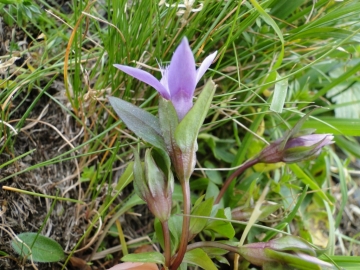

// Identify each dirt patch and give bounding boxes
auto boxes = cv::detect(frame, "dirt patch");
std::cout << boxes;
[0,87,87,269]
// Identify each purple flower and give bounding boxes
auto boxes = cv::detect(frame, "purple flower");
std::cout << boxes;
[114,37,217,120]
[259,133,334,163]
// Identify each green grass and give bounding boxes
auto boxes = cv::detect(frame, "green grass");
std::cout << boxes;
[1,0,360,269]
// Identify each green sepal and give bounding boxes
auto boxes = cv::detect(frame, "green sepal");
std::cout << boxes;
[145,149,166,197]
[280,109,318,150]
[264,249,332,270]
[174,80,216,180]
[175,80,215,151]
[132,147,147,202]
[158,97,179,155]
[266,236,316,256]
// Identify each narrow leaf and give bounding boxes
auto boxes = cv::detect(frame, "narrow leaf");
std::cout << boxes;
[289,164,331,204]
[270,73,288,113]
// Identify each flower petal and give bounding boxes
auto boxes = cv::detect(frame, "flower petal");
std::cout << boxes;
[196,50,217,83]
[286,134,333,149]
[114,64,170,99]
[168,37,197,100]
[171,90,194,120]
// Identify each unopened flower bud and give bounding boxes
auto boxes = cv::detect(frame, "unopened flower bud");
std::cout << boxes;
[259,133,334,164]
[133,149,173,222]
[238,236,332,268]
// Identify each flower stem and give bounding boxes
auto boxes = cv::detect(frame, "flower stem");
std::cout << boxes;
[170,180,190,270]
[161,220,171,268]
[214,158,260,205]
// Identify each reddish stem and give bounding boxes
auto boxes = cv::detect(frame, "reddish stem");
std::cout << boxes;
[161,220,171,268]
[170,180,190,269]
[214,158,260,205]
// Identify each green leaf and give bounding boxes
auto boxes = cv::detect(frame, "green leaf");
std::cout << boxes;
[327,81,360,118]
[175,80,215,154]
[205,208,235,239]
[168,215,183,254]
[312,55,360,101]
[189,197,214,237]
[250,0,284,94]
[270,0,304,20]
[132,148,147,203]
[0,0,20,4]
[204,161,222,185]
[11,233,64,262]
[108,96,166,151]
[80,166,95,182]
[114,161,134,192]
[287,117,360,136]
[264,186,308,241]
[183,248,217,270]
[263,261,292,270]
[270,72,288,113]
[289,164,331,204]
[335,136,360,159]
[122,252,164,264]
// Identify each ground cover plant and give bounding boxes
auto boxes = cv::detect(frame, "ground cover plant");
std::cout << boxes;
[1,0,360,269]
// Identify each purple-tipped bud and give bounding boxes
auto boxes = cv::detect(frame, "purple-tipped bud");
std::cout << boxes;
[238,236,333,268]
[133,149,173,222]
[259,133,334,164]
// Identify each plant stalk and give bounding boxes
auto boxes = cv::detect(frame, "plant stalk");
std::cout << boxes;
[161,220,171,268]
[170,180,190,269]
[214,157,260,205]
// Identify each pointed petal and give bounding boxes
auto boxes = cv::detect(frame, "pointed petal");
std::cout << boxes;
[114,64,170,99]
[196,51,217,83]
[168,37,197,100]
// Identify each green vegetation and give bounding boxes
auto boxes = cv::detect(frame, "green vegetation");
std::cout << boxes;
[1,0,360,269]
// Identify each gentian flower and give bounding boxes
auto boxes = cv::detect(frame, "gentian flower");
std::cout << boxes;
[259,132,334,164]
[114,37,217,120]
